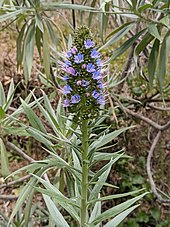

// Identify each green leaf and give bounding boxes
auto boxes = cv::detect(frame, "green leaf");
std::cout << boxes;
[0,81,6,107]
[135,32,154,57]
[90,192,148,225]
[0,106,5,119]
[148,39,160,89]
[0,9,24,22]
[21,99,46,133]
[0,139,10,177]
[17,23,26,69]
[103,204,140,227]
[148,23,161,41]
[105,29,146,64]
[46,20,57,48]
[99,22,135,51]
[35,13,44,32]
[4,79,15,111]
[89,196,101,227]
[35,27,42,58]
[42,2,97,11]
[89,127,131,151]
[43,26,51,78]
[158,30,170,87]
[26,127,54,147]
[88,0,97,27]
[89,154,124,201]
[23,20,35,82]
[43,195,69,227]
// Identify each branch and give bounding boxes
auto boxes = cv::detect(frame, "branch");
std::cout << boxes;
[0,195,18,200]
[147,131,170,203]
[120,105,170,131]
[6,141,35,163]
[0,175,30,189]
[148,104,170,111]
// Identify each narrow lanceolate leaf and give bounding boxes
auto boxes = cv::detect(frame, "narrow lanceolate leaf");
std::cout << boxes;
[135,32,154,57]
[0,106,5,119]
[4,79,15,111]
[105,29,146,64]
[89,192,148,225]
[0,9,23,22]
[103,204,140,227]
[89,154,124,201]
[0,81,6,106]
[89,127,131,151]
[89,196,101,227]
[23,20,35,82]
[21,99,46,133]
[43,195,69,227]
[99,23,135,51]
[17,23,26,69]
[148,39,160,89]
[35,13,44,33]
[158,30,170,87]
[43,26,51,78]
[0,139,10,177]
[148,23,161,41]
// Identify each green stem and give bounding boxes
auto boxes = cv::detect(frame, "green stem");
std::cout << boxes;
[80,119,89,227]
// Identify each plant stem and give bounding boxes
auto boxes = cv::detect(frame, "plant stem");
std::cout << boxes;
[81,119,89,226]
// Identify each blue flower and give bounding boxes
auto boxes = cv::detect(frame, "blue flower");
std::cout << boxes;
[74,53,84,64]
[87,63,95,72]
[97,96,105,106]
[82,79,90,87]
[71,46,78,54]
[92,71,102,80]
[65,60,72,66]
[66,51,72,58]
[63,75,69,81]
[63,85,73,94]
[63,67,76,76]
[91,49,100,58]
[63,99,70,107]
[97,81,104,89]
[84,39,95,49]
[92,90,101,99]
[71,94,81,103]
[96,59,102,67]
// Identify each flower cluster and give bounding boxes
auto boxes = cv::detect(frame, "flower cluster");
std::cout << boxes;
[61,26,105,120]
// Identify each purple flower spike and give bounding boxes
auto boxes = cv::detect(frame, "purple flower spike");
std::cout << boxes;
[91,49,100,59]
[74,53,84,64]
[71,46,78,54]
[84,39,95,49]
[63,85,73,94]
[87,63,95,72]
[71,94,81,104]
[63,99,70,107]
[92,71,102,80]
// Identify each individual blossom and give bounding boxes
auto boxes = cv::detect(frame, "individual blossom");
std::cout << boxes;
[86,63,96,73]
[81,80,90,87]
[63,85,73,94]
[74,53,84,64]
[84,39,95,49]
[71,46,78,54]
[91,49,100,59]
[92,71,102,80]
[71,94,81,104]
[63,99,70,107]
